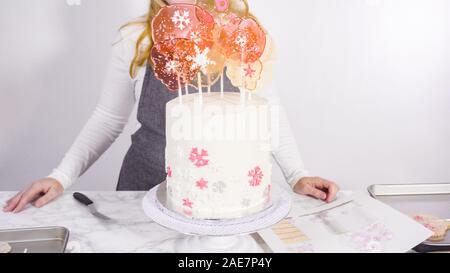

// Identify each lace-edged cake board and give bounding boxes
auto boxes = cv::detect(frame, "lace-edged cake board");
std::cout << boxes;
[142,181,292,252]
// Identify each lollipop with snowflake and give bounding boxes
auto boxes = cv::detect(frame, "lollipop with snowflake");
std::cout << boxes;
[152,4,216,48]
[151,4,222,103]
[218,13,267,97]
[151,3,271,104]
[196,0,270,98]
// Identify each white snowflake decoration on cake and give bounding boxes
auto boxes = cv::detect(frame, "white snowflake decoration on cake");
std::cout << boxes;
[176,169,195,182]
[241,199,251,207]
[212,181,226,194]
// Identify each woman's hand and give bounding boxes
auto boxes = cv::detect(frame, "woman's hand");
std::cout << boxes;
[294,177,340,203]
[3,178,64,213]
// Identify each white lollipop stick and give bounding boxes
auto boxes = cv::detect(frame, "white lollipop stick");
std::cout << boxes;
[240,49,246,106]
[177,75,183,104]
[240,65,246,106]
[207,74,211,94]
[197,72,203,105]
[220,70,224,98]
[185,83,189,95]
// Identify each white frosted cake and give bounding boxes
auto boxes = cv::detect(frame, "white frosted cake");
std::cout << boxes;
[165,93,272,219]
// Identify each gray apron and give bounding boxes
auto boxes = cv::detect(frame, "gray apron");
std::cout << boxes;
[117,65,239,191]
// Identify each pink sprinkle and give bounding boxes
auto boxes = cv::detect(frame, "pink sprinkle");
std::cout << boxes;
[196,178,208,190]
[183,198,193,209]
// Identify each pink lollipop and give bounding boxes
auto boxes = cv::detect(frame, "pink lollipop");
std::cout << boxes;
[152,4,216,49]
[218,14,266,63]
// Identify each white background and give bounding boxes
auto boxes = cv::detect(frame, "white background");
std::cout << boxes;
[1,0,449,191]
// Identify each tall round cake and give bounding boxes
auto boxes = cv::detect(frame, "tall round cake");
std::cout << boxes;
[165,93,272,219]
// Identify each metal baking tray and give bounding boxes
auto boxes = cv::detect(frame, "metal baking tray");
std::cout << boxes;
[368,183,450,253]
[0,227,69,253]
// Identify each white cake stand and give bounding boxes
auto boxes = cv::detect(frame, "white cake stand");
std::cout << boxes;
[142,181,292,253]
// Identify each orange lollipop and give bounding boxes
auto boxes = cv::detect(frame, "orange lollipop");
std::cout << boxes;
[218,13,266,63]
[151,38,199,91]
[152,4,222,92]
[152,4,216,49]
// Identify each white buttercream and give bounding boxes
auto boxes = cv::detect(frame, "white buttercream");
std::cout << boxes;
[166,93,273,219]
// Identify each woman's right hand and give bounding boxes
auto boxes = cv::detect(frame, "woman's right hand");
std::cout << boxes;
[3,178,64,213]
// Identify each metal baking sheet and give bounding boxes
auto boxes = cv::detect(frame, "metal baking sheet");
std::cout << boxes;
[368,183,450,253]
[0,227,69,253]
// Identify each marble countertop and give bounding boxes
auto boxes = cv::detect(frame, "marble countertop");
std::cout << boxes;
[0,192,270,253]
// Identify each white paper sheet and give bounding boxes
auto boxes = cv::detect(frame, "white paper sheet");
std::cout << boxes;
[288,190,355,218]
[258,192,433,253]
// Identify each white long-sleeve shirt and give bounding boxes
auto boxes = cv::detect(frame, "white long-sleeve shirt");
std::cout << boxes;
[48,25,309,190]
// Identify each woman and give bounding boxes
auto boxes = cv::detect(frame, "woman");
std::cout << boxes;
[4,0,339,213]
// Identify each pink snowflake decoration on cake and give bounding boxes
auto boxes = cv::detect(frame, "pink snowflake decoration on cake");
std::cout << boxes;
[248,166,264,187]
[189,147,209,168]
[182,198,193,209]
[196,178,208,190]
[167,166,173,178]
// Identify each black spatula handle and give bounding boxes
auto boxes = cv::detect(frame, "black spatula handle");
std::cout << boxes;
[73,192,94,206]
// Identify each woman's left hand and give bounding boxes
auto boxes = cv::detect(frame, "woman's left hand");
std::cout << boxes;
[293,177,340,203]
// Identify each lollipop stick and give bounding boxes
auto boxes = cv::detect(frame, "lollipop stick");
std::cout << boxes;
[207,74,211,94]
[240,48,246,106]
[185,83,189,95]
[197,72,203,105]
[240,64,246,106]
[177,75,183,104]
[248,91,252,101]
[220,70,224,98]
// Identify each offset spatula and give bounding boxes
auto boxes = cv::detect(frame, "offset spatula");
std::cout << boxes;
[73,192,114,221]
